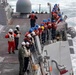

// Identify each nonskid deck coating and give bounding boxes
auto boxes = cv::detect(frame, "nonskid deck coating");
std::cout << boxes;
[0,14,50,75]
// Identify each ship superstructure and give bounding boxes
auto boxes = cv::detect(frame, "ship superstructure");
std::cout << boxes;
[0,0,13,25]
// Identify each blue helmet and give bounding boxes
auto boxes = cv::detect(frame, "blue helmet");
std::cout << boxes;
[48,18,51,22]
[34,27,38,30]
[54,4,57,8]
[35,24,39,28]
[41,23,44,26]
[29,28,34,33]
[52,7,56,12]
[51,20,56,22]
[58,14,62,17]
[43,19,45,22]
[60,18,63,21]
[43,19,47,23]
[32,11,34,13]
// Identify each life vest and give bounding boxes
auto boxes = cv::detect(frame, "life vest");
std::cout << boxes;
[56,15,60,21]
[25,32,30,37]
[52,12,57,17]
[34,30,39,35]
[44,24,48,30]
[51,23,57,29]
[23,47,31,57]
[30,14,36,20]
[47,22,52,29]
[16,30,20,38]
[52,12,59,20]
[8,33,14,42]
[24,37,32,43]
[38,27,43,35]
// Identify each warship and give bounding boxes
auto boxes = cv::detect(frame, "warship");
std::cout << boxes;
[0,0,75,75]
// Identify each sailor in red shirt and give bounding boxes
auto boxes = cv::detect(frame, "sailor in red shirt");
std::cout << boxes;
[24,32,35,53]
[24,32,33,44]
[5,29,16,54]
[28,11,38,27]
[47,18,52,29]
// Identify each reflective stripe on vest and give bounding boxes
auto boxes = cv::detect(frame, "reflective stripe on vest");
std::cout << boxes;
[8,33,14,42]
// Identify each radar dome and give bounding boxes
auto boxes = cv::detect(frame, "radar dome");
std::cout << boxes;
[16,0,31,14]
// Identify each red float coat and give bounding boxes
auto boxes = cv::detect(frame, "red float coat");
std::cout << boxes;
[5,33,16,52]
[47,22,52,29]
[51,23,57,29]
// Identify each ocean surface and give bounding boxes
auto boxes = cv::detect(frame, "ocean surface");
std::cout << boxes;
[7,0,76,74]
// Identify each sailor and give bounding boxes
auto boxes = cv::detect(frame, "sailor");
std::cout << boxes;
[29,27,36,37]
[23,42,31,74]
[28,11,38,27]
[24,32,33,44]
[35,24,42,39]
[5,29,16,54]
[40,24,46,44]
[54,4,60,14]
[33,26,39,36]
[52,12,58,21]
[24,31,35,53]
[54,4,58,12]
[18,42,25,75]
[14,25,21,50]
[47,18,52,40]
[57,18,63,24]
[41,19,48,43]
[47,18,52,29]
[51,20,57,42]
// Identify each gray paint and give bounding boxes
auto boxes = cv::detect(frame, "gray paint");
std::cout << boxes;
[0,4,12,25]
[56,21,67,31]
[68,39,73,46]
[0,7,7,25]
[0,0,1,3]
[43,41,73,75]
[16,0,31,13]
[67,27,76,38]
[34,36,42,55]
[5,5,12,19]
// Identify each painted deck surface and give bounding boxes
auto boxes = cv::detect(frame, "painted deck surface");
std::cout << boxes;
[0,14,50,75]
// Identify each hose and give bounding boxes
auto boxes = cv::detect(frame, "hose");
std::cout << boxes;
[51,60,60,72]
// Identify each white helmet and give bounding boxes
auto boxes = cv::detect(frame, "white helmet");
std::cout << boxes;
[21,42,25,45]
[38,25,40,28]
[16,25,20,28]
[9,29,13,32]
[14,28,17,31]
[25,42,30,45]
[31,31,36,36]
[27,34,32,38]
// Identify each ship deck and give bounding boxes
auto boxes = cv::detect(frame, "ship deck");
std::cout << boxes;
[0,14,50,75]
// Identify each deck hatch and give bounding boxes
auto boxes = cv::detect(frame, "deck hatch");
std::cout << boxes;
[70,48,74,54]
[68,39,73,46]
